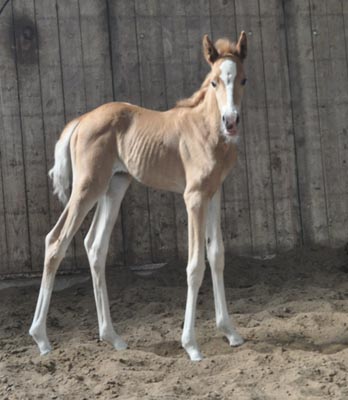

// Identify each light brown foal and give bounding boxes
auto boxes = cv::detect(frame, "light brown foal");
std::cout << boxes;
[30,32,248,361]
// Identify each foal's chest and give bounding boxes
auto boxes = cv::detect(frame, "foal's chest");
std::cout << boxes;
[183,141,238,195]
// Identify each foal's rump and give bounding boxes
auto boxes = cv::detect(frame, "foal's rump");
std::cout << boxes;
[49,103,133,204]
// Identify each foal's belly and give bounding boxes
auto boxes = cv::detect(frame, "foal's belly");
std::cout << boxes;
[117,124,186,193]
[117,139,186,193]
[126,157,186,194]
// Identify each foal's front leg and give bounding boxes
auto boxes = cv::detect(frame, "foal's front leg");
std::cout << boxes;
[182,190,208,361]
[205,189,244,346]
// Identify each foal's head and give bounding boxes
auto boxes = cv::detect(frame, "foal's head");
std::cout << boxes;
[203,32,247,143]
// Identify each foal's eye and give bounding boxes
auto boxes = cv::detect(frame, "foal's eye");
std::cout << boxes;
[211,80,217,88]
[241,78,247,86]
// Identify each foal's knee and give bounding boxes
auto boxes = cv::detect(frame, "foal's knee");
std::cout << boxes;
[84,239,105,277]
[206,239,224,273]
[186,259,205,288]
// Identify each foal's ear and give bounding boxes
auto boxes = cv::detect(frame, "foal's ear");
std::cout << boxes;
[236,31,247,61]
[203,35,219,65]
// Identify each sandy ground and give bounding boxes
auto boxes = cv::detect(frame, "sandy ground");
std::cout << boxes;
[1,246,348,399]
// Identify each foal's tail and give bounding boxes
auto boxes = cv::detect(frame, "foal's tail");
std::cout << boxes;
[49,119,80,205]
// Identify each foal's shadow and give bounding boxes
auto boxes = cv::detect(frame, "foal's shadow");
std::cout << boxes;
[251,333,348,355]
[139,340,183,358]
[137,332,348,359]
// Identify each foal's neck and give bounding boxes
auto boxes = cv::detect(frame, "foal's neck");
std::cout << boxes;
[198,88,223,145]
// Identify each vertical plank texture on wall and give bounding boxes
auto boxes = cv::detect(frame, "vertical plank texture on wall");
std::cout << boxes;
[0,0,10,11]
[159,0,188,261]
[234,0,277,255]
[0,2,31,273]
[12,0,50,270]
[79,0,124,267]
[183,1,212,97]
[309,0,348,246]
[0,2,10,273]
[259,0,301,250]
[340,1,348,245]
[34,0,74,271]
[135,0,177,263]
[284,0,329,245]
[107,0,152,266]
[56,0,87,269]
[0,159,7,273]
[210,0,252,255]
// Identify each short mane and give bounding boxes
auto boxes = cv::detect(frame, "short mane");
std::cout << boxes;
[176,38,238,109]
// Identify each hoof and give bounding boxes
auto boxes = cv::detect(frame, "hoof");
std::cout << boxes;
[114,339,128,351]
[29,327,52,355]
[189,350,203,362]
[183,345,203,361]
[40,345,52,356]
[228,332,244,347]
[101,332,128,351]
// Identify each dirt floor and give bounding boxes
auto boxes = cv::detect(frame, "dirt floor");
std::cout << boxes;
[1,246,348,399]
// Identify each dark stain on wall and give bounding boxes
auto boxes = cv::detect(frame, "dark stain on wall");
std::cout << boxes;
[13,14,38,65]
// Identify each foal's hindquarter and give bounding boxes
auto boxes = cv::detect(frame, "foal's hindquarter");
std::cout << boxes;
[30,33,247,361]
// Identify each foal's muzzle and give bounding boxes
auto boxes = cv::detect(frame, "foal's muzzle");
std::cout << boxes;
[222,113,240,136]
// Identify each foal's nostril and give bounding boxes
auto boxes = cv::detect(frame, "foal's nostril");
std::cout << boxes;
[236,114,240,125]
[222,115,226,123]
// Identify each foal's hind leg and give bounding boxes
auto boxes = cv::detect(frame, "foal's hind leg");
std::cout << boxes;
[84,173,131,350]
[205,189,243,346]
[29,186,101,354]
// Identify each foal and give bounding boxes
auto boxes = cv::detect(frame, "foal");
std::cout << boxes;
[30,32,248,361]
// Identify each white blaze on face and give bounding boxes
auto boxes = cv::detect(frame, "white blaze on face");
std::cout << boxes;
[219,59,238,122]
